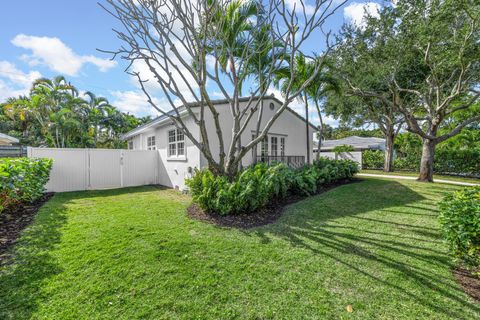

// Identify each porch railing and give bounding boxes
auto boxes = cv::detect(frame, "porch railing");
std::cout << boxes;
[0,146,27,158]
[256,155,305,169]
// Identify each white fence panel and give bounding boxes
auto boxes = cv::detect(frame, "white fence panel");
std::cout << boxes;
[122,150,158,187]
[89,149,122,190]
[319,151,363,169]
[28,148,159,192]
[28,148,89,192]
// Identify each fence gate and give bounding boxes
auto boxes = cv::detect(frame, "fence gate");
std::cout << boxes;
[28,148,159,192]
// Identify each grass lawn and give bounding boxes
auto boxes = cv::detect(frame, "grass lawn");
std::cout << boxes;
[1,178,479,319]
[360,169,480,184]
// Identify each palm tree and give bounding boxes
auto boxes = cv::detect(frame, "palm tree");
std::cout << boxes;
[244,21,287,162]
[208,0,258,76]
[275,54,337,162]
[274,53,316,164]
[84,92,113,146]
[305,61,339,159]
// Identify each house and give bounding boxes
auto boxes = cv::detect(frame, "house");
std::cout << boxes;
[314,136,386,153]
[0,133,19,146]
[123,96,316,189]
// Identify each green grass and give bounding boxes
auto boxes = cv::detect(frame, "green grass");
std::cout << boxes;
[360,169,480,184]
[1,179,479,319]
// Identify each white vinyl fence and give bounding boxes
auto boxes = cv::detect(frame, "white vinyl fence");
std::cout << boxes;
[28,148,159,192]
[320,151,363,169]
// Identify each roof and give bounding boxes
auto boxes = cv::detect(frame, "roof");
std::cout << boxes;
[122,95,317,140]
[0,133,20,145]
[315,136,386,151]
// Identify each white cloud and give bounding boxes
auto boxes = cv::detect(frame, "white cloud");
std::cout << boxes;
[285,0,316,15]
[344,2,381,28]
[110,90,166,117]
[12,34,117,76]
[0,61,41,100]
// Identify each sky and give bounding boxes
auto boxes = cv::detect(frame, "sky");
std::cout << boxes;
[0,0,384,127]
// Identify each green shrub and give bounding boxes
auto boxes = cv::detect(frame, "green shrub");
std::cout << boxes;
[363,148,480,175]
[187,158,359,215]
[0,157,53,214]
[435,149,480,176]
[439,187,480,272]
[362,150,384,170]
[332,145,355,153]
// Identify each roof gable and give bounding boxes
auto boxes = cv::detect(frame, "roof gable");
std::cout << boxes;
[122,95,317,139]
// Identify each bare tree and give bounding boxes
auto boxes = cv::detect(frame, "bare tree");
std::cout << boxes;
[101,0,346,177]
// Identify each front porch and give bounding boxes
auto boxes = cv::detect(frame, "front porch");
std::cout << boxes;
[256,155,305,168]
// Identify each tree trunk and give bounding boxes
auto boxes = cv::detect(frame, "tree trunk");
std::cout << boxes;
[314,99,323,161]
[418,139,436,182]
[384,132,395,172]
[304,95,310,164]
[252,97,264,164]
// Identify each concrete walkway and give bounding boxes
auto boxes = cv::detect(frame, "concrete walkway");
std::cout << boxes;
[357,173,480,187]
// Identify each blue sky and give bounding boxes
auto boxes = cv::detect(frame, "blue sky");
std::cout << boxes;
[0,0,383,126]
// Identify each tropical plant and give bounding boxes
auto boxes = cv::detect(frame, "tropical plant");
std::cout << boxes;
[186,158,358,215]
[0,76,150,148]
[439,187,480,274]
[0,157,53,214]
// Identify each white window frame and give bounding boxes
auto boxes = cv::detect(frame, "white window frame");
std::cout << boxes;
[128,140,133,150]
[280,137,286,156]
[261,135,269,159]
[168,129,186,158]
[271,136,278,157]
[147,135,156,150]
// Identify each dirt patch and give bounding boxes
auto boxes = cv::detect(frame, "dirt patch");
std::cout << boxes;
[453,266,480,302]
[187,179,359,229]
[0,193,54,264]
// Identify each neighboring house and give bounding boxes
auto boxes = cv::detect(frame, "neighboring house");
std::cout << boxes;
[0,133,19,146]
[313,136,386,168]
[314,135,386,153]
[123,96,316,189]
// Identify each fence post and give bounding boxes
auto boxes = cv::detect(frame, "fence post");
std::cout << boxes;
[120,150,124,188]
[87,149,91,190]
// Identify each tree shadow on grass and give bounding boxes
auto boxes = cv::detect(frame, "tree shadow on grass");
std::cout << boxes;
[249,179,480,318]
[0,196,68,320]
[0,185,165,320]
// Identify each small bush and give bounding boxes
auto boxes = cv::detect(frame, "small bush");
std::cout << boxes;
[0,157,53,214]
[362,148,480,175]
[186,158,359,215]
[332,145,355,153]
[439,187,480,272]
[362,150,384,170]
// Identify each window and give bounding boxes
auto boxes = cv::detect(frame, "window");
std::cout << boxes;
[261,135,268,160]
[128,140,133,150]
[251,134,256,159]
[271,136,278,157]
[147,136,156,150]
[280,137,285,156]
[168,129,185,157]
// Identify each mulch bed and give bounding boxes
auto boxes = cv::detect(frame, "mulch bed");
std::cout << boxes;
[453,266,480,302]
[0,193,54,265]
[187,178,360,229]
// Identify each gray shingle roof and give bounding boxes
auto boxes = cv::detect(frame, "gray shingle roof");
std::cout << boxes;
[314,136,386,151]
[0,133,20,145]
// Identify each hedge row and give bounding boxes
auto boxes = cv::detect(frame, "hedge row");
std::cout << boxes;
[186,158,359,215]
[0,157,53,214]
[439,187,480,273]
[362,149,480,176]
